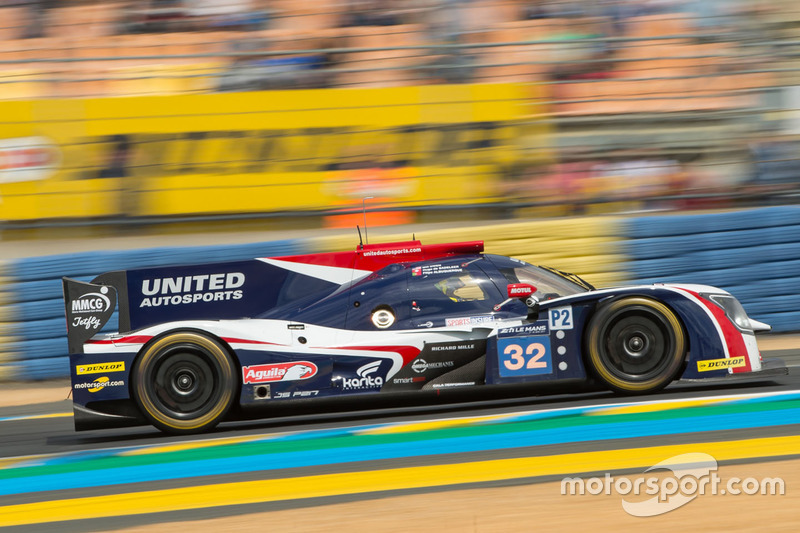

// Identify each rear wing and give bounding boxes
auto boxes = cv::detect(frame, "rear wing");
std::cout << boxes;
[62,272,127,354]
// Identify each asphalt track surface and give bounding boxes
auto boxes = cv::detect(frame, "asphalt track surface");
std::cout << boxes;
[2,362,798,458]
[1,347,800,531]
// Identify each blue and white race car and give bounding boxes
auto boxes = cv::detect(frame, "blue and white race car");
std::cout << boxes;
[63,239,784,434]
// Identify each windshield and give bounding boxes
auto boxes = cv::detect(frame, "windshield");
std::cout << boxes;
[486,255,590,299]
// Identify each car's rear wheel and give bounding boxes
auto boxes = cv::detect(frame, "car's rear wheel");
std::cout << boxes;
[586,297,686,393]
[132,332,236,434]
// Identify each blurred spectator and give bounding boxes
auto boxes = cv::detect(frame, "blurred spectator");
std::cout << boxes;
[120,0,267,33]
[423,45,476,84]
[587,151,680,206]
[21,0,49,39]
[188,0,268,31]
[217,37,336,91]
[341,0,402,27]
[122,0,191,33]
[745,138,800,204]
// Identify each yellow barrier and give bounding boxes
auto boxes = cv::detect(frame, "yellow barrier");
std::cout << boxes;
[0,340,17,364]
[313,216,626,287]
[0,84,551,221]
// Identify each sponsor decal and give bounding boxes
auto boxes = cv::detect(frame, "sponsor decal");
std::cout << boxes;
[73,376,125,392]
[385,340,486,390]
[63,279,118,354]
[432,382,475,388]
[392,376,426,384]
[243,361,318,384]
[73,315,103,330]
[0,136,60,183]
[500,324,549,336]
[697,356,746,372]
[509,285,533,296]
[549,306,574,330]
[139,272,245,308]
[430,343,476,352]
[287,324,305,330]
[341,360,384,390]
[361,247,422,258]
[445,316,496,327]
[70,287,113,331]
[76,361,125,375]
[411,264,463,277]
[417,321,434,328]
[411,358,455,374]
[71,290,112,314]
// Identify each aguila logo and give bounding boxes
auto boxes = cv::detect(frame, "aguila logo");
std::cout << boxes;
[243,362,318,384]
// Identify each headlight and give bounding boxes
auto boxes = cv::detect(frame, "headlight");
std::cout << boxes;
[705,294,752,331]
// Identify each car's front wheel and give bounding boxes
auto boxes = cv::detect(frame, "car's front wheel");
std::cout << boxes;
[132,332,237,434]
[586,297,686,393]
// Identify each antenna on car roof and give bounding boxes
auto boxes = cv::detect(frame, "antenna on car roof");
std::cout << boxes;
[357,226,363,249]
[362,196,374,245]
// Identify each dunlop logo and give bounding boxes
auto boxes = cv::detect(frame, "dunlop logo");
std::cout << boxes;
[76,361,125,375]
[697,356,746,372]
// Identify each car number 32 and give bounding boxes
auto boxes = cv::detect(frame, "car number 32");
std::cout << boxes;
[497,336,553,377]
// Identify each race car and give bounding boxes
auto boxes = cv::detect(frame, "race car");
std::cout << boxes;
[62,239,785,434]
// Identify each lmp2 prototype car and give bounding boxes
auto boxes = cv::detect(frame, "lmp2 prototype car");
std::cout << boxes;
[63,239,784,434]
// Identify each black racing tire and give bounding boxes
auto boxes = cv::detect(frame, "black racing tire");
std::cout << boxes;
[586,297,686,394]
[132,331,237,434]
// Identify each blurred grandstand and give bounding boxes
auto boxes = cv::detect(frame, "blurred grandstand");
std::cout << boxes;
[0,0,799,224]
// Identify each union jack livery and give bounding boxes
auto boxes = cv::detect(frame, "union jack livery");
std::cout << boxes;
[62,239,785,434]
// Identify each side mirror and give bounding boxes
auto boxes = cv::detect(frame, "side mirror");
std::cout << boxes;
[494,283,539,319]
[508,283,539,319]
[507,283,536,299]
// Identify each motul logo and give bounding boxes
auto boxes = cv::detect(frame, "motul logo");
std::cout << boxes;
[507,283,534,298]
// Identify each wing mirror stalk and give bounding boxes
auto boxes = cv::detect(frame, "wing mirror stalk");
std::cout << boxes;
[494,283,540,320]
